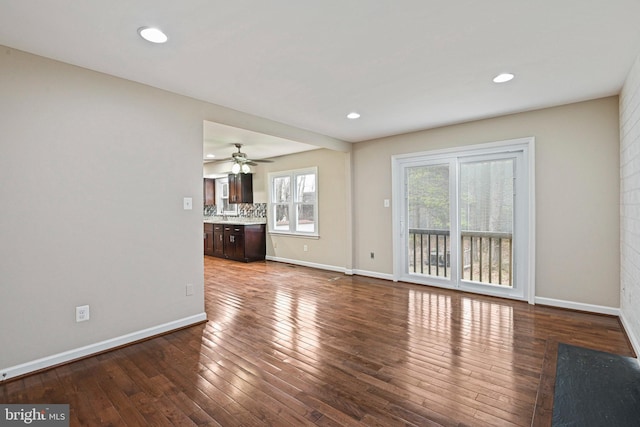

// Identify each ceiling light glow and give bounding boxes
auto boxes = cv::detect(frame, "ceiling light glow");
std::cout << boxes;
[138,27,168,44]
[493,73,514,83]
[347,112,361,120]
[206,154,215,158]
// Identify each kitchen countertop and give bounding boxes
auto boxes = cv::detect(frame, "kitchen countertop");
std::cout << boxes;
[204,216,267,226]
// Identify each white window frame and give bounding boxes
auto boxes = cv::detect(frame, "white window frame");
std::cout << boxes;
[268,167,319,237]
[215,178,238,216]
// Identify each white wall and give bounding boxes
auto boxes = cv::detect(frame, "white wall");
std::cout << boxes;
[620,52,640,355]
[0,45,345,377]
[353,97,621,311]
[260,149,352,272]
[0,46,205,374]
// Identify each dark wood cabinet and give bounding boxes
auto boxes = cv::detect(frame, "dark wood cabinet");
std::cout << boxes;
[224,225,244,260]
[206,220,265,262]
[203,178,215,205]
[241,224,266,261]
[215,223,265,262]
[203,223,214,256]
[228,173,253,204]
[213,224,224,257]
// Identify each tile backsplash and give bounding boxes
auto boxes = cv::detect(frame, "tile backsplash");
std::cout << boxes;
[204,203,266,218]
[238,203,267,218]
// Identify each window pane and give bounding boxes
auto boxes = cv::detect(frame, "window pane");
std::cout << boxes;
[296,204,315,233]
[273,204,290,231]
[296,173,316,202]
[407,164,450,278]
[407,164,449,230]
[460,160,513,233]
[274,177,290,203]
[460,159,514,286]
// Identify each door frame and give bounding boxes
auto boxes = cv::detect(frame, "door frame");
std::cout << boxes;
[391,137,536,304]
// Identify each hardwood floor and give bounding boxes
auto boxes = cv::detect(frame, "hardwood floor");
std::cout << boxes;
[1,257,634,426]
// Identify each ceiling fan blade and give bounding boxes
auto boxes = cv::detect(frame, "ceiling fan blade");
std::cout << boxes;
[251,159,274,163]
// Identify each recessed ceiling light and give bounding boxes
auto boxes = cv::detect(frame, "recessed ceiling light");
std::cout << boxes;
[493,73,515,83]
[138,27,168,44]
[206,154,215,158]
[347,112,361,120]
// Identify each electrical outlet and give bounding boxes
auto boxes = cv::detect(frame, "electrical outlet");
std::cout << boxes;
[303,244,308,252]
[76,305,90,322]
[186,283,194,296]
[370,252,375,259]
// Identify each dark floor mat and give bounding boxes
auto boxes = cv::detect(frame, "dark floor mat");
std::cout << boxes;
[553,343,640,426]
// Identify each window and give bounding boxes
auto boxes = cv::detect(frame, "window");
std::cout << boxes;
[268,167,318,236]
[215,178,238,216]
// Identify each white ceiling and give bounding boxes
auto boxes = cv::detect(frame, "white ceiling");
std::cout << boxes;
[2,0,640,146]
[203,120,318,163]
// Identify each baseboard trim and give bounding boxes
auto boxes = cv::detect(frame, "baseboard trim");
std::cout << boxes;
[0,312,207,382]
[266,256,349,274]
[265,257,395,281]
[534,297,619,316]
[619,311,640,358]
[265,258,624,318]
[351,269,395,281]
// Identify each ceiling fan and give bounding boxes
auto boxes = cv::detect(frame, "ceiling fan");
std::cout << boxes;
[224,143,272,174]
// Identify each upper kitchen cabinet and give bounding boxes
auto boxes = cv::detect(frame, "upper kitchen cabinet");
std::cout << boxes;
[203,178,215,205]
[228,173,253,204]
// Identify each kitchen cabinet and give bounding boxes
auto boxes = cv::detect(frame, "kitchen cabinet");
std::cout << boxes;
[220,223,265,262]
[228,173,253,204]
[213,224,224,257]
[203,223,214,256]
[203,178,215,205]
[224,225,244,260]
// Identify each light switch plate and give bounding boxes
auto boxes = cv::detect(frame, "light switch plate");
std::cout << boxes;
[183,197,193,210]
[384,199,390,208]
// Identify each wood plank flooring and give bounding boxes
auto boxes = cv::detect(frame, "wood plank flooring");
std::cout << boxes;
[1,257,634,426]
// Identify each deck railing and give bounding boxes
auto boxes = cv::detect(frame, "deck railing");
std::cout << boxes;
[408,229,512,286]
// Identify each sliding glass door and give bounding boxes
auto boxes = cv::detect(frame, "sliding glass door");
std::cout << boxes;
[394,139,533,301]
[459,157,514,288]
[407,163,452,279]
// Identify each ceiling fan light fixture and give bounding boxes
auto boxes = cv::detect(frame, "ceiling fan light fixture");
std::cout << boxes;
[231,162,241,174]
[241,164,251,174]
